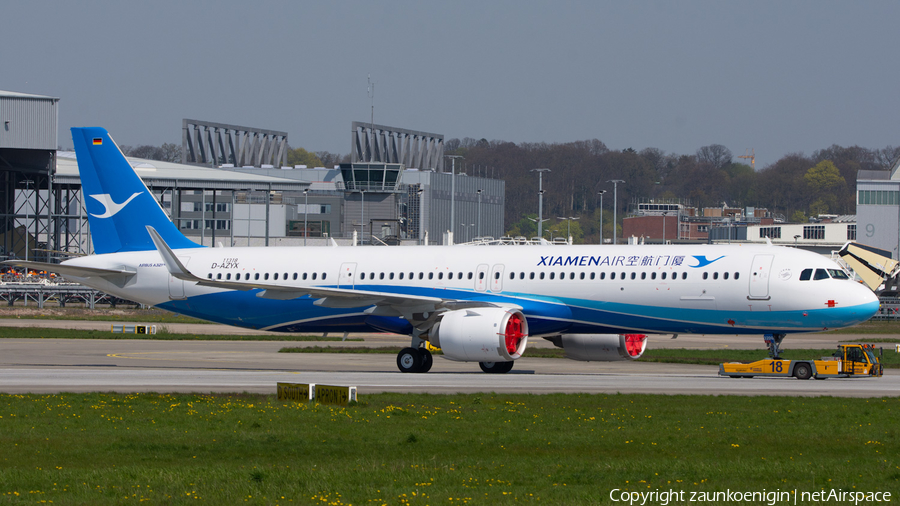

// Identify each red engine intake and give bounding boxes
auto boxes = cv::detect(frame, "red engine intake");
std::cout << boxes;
[548,333,648,361]
[430,307,529,362]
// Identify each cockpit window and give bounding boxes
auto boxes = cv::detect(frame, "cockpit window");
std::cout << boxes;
[799,268,812,281]
[813,268,830,280]
[827,269,850,280]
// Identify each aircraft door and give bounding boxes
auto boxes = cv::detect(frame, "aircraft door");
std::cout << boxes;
[339,262,357,288]
[490,264,506,293]
[168,257,188,300]
[748,254,774,300]
[475,264,489,292]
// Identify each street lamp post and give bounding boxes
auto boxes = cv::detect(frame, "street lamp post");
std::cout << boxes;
[476,189,483,238]
[531,169,551,239]
[360,189,366,244]
[661,211,668,244]
[597,190,606,244]
[556,216,580,244]
[445,155,463,242]
[303,189,309,247]
[607,180,624,245]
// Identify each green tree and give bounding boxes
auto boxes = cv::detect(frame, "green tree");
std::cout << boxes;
[286,147,323,167]
[803,160,846,214]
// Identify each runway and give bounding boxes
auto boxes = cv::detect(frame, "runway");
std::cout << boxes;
[0,333,897,397]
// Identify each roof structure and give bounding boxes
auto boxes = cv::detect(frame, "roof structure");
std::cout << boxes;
[54,151,310,191]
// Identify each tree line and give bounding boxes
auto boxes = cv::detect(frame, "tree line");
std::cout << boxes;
[120,137,900,244]
[442,138,900,243]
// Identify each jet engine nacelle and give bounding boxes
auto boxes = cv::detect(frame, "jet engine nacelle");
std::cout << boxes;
[549,333,648,361]
[431,307,528,362]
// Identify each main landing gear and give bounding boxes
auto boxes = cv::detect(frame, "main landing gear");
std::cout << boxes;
[395,347,515,374]
[397,347,433,373]
[764,333,786,359]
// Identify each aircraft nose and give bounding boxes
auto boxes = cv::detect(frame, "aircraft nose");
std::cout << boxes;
[848,282,880,320]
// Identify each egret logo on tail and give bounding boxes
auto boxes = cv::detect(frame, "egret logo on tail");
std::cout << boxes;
[89,192,142,218]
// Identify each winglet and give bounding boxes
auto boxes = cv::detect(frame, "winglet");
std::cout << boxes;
[146,226,200,282]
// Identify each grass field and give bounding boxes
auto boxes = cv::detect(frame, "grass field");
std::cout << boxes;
[0,393,897,505]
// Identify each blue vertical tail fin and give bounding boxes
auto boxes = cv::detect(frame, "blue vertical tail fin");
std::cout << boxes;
[72,127,200,254]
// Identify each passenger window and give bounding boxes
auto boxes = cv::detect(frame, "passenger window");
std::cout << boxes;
[389,272,395,280]
[600,272,606,280]
[641,272,647,280]
[651,272,656,280]
[438,272,444,280]
[379,273,385,280]
[264,273,269,280]
[630,272,636,280]
[530,272,535,280]
[428,273,433,280]
[458,272,463,279]
[479,272,485,279]
[468,272,473,280]
[322,273,326,280]
[702,272,708,280]
[303,273,308,280]
[509,272,515,280]
[610,272,616,280]
[621,272,626,279]
[550,272,555,280]
[399,272,404,280]
[590,272,595,280]
[226,273,231,280]
[570,272,575,280]
[448,272,453,280]
[734,272,739,280]
[580,272,585,280]
[540,272,545,280]
[682,272,687,280]
[494,272,500,279]
[293,273,298,280]
[713,272,718,280]
[799,269,812,281]
[814,268,829,280]
[419,273,424,280]
[312,273,317,280]
[661,272,666,280]
[254,273,260,280]
[217,273,222,279]
[519,272,525,280]
[274,273,279,280]
[245,273,250,280]
[723,272,729,280]
[283,272,288,280]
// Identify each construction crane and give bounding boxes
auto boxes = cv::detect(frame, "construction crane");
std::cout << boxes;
[738,148,755,169]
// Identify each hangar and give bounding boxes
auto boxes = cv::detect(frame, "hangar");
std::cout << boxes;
[1,90,505,269]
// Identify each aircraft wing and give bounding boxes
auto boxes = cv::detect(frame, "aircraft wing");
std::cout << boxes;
[1,259,136,280]
[146,227,510,324]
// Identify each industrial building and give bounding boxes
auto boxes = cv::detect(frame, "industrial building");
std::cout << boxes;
[1,90,505,269]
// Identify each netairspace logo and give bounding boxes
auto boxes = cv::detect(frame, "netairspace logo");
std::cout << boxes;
[608,488,892,505]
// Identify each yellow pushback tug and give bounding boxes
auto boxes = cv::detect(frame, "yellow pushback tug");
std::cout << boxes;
[719,344,884,380]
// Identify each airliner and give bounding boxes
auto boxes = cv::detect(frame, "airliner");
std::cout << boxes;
[4,127,881,374]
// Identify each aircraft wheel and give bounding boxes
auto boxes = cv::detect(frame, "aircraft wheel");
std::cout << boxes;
[418,348,433,373]
[397,347,422,373]
[793,362,812,380]
[479,361,514,374]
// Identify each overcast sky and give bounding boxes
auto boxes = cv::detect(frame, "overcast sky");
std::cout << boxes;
[3,0,898,168]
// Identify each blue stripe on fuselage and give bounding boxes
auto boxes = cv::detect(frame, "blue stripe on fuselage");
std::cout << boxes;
[155,284,876,335]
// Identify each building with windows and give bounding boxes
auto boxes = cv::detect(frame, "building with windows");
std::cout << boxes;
[857,163,900,258]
